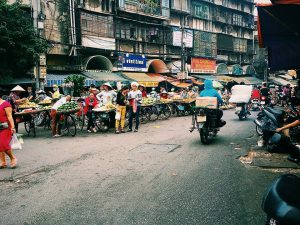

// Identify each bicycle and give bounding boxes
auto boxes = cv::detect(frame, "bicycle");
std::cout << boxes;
[59,113,77,137]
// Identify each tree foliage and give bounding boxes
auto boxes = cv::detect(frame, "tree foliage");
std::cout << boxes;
[0,0,48,82]
[65,75,86,97]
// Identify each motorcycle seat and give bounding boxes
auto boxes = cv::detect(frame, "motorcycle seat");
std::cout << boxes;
[262,174,300,224]
[267,107,284,117]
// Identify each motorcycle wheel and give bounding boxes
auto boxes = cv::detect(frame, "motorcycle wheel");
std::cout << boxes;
[238,114,244,120]
[200,127,210,145]
[266,216,281,225]
[256,125,263,136]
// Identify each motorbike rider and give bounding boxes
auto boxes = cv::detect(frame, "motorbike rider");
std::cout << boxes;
[200,80,226,127]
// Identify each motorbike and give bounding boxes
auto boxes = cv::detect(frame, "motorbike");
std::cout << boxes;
[262,174,300,225]
[235,103,250,120]
[261,96,267,108]
[190,108,221,144]
[251,98,260,111]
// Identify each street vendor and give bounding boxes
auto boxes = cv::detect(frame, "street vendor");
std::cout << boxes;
[139,84,147,98]
[50,84,61,99]
[150,88,158,98]
[36,90,51,102]
[168,88,176,98]
[160,90,168,99]
[96,83,116,105]
[89,84,99,96]
[25,86,35,101]
[7,85,26,133]
[84,93,98,133]
[181,88,189,99]
[50,95,72,137]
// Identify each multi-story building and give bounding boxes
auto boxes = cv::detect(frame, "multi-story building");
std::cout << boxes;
[9,0,256,85]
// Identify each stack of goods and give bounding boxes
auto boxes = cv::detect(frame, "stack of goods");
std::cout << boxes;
[93,103,116,112]
[40,105,52,110]
[57,102,80,113]
[160,98,173,103]
[142,98,155,106]
[173,95,183,101]
[19,100,39,109]
[39,99,52,105]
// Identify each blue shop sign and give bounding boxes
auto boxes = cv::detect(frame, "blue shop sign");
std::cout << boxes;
[118,53,147,72]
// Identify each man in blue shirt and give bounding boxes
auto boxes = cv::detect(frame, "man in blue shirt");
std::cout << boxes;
[200,80,226,127]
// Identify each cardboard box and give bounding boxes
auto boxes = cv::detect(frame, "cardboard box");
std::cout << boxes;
[196,97,218,109]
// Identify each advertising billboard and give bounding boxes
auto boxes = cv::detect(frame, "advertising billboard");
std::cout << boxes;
[191,58,216,74]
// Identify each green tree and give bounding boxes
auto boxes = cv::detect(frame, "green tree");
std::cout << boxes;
[64,75,86,97]
[0,0,48,83]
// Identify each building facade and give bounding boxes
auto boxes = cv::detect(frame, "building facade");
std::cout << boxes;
[18,0,256,81]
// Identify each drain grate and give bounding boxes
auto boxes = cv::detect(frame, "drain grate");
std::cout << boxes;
[132,143,180,153]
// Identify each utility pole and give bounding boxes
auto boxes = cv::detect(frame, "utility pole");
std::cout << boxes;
[32,0,41,90]
[180,16,186,78]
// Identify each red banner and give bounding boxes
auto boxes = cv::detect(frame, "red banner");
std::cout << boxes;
[191,58,216,74]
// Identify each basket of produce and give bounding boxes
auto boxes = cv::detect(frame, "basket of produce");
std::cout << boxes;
[38,99,52,105]
[40,105,52,111]
[141,97,155,106]
[15,109,41,116]
[57,102,80,114]
[160,99,174,104]
[93,103,116,112]
[19,100,39,109]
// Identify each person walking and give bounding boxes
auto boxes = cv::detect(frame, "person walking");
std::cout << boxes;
[115,86,129,134]
[0,92,17,169]
[84,92,98,133]
[128,82,142,132]
[50,95,72,137]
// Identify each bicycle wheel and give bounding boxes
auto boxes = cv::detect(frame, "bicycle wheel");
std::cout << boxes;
[150,106,159,121]
[34,112,45,126]
[163,104,172,119]
[76,110,86,131]
[66,115,77,137]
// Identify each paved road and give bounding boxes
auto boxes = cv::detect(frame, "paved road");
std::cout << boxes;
[0,110,291,225]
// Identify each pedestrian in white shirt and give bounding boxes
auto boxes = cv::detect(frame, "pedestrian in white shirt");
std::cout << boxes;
[50,95,71,137]
[96,83,116,105]
[128,82,142,132]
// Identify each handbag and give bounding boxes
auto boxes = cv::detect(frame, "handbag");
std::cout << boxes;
[10,133,22,150]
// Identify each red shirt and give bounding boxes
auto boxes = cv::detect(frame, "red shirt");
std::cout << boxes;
[141,91,147,98]
[251,89,261,100]
[84,96,98,114]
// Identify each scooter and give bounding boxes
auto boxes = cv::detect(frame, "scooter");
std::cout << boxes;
[261,96,267,108]
[262,174,300,225]
[251,98,260,111]
[235,103,250,120]
[190,108,223,145]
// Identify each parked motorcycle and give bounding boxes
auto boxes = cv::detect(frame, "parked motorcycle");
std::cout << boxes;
[251,99,260,111]
[235,103,250,120]
[190,108,221,144]
[261,96,267,108]
[262,174,300,225]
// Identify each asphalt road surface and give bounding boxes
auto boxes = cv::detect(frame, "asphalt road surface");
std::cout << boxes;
[0,110,293,225]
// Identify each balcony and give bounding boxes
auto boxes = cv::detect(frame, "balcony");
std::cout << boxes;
[170,0,190,14]
[118,0,170,19]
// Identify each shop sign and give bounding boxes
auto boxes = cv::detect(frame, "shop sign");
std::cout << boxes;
[139,81,159,87]
[172,27,193,48]
[118,53,147,72]
[191,58,216,74]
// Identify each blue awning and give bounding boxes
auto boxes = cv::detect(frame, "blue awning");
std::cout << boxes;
[46,73,96,87]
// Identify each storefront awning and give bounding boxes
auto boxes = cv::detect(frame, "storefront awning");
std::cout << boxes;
[122,72,160,87]
[147,73,166,82]
[269,77,296,86]
[46,73,97,87]
[216,76,262,85]
[171,81,193,88]
[191,75,217,81]
[83,71,127,82]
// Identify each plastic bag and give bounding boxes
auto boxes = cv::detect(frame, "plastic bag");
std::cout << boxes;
[10,134,22,150]
[115,111,121,120]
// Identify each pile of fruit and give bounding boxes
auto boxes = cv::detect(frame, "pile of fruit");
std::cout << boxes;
[19,100,39,109]
[172,95,183,101]
[160,98,173,103]
[105,103,116,110]
[40,105,52,110]
[57,102,80,113]
[142,98,155,106]
[39,99,52,104]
